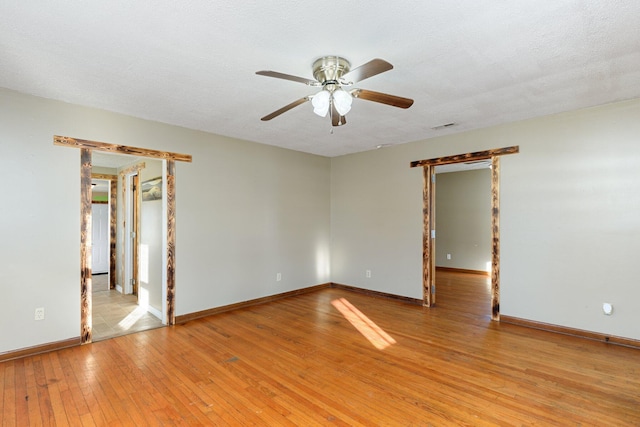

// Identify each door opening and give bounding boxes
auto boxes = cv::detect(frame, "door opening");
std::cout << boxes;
[54,135,191,344]
[92,173,118,290]
[433,166,492,315]
[410,146,519,320]
[91,186,110,275]
[93,156,163,341]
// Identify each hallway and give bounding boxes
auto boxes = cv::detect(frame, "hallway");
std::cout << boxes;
[91,274,163,341]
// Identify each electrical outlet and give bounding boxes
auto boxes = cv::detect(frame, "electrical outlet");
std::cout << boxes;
[35,307,45,321]
[447,254,451,260]
[276,272,282,282]
[365,269,372,278]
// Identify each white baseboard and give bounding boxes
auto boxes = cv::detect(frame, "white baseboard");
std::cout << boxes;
[147,305,162,321]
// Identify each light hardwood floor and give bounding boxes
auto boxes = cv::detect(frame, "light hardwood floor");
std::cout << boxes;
[2,272,639,425]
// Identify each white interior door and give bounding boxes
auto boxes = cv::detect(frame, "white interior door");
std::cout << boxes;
[91,203,109,274]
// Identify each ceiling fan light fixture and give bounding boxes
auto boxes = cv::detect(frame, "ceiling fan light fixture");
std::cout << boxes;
[332,88,352,116]
[312,90,330,117]
[257,56,414,126]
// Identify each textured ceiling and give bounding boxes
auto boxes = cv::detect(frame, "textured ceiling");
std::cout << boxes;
[2,1,639,157]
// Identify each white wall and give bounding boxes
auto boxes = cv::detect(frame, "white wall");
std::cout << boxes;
[0,88,330,354]
[435,169,492,271]
[174,129,331,315]
[331,98,640,340]
[500,101,640,337]
[139,159,163,315]
[0,91,80,353]
[2,85,639,354]
[330,147,424,297]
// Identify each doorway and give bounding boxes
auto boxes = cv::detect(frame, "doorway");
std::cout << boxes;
[54,135,191,344]
[433,166,492,316]
[91,196,110,274]
[410,146,519,320]
[91,155,165,341]
[90,178,111,301]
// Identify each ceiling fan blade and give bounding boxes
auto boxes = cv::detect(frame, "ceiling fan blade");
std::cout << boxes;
[331,103,347,127]
[256,70,319,86]
[341,59,393,84]
[350,89,414,109]
[261,97,310,121]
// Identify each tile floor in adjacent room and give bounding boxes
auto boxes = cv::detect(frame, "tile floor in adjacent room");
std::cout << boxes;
[91,274,164,341]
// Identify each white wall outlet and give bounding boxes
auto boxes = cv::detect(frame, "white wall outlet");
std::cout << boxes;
[602,302,613,315]
[446,253,452,260]
[34,307,45,321]
[276,272,282,282]
[365,269,372,278]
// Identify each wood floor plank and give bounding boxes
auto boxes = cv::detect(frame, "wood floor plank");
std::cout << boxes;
[2,271,640,425]
[2,362,17,427]
[193,315,375,425]
[40,352,70,427]
[57,389,80,426]
[29,356,53,426]
[119,334,217,425]
[59,351,92,421]
[12,359,29,426]
[0,360,4,421]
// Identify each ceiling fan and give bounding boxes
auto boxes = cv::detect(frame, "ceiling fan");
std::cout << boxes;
[256,56,414,127]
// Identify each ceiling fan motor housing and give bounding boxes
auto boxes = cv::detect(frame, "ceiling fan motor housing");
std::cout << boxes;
[312,56,351,86]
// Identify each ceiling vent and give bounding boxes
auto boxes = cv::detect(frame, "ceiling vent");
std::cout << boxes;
[431,122,456,130]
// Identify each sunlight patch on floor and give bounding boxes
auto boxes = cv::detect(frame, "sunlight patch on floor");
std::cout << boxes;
[118,305,148,330]
[331,298,396,350]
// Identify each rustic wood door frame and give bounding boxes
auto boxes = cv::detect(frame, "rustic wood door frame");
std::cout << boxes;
[131,173,140,296]
[54,136,192,343]
[117,162,145,296]
[410,146,518,320]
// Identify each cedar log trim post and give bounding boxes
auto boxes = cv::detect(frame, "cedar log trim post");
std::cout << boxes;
[166,160,177,325]
[80,149,93,342]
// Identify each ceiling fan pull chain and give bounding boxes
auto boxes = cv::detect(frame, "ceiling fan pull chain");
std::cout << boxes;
[329,98,336,132]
